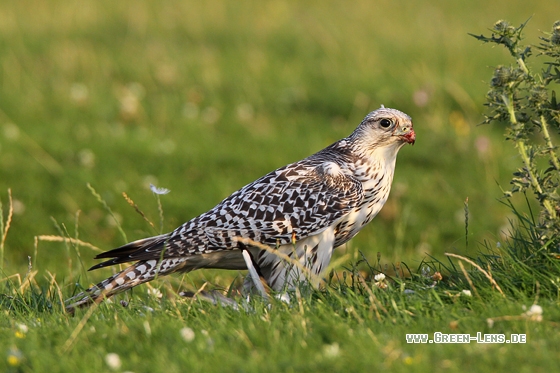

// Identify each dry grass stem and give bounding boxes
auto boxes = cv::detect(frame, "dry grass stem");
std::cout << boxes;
[36,235,103,253]
[233,237,323,287]
[357,276,386,321]
[0,188,13,267]
[457,261,479,298]
[122,192,156,230]
[445,252,505,297]
[61,299,102,353]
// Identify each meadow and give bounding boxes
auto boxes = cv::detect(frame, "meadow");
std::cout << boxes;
[1,0,560,372]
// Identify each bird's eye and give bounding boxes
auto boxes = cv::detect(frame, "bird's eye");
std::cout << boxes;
[379,118,392,128]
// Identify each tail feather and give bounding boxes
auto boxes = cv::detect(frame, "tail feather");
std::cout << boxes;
[65,238,254,312]
[89,234,169,270]
[65,257,187,312]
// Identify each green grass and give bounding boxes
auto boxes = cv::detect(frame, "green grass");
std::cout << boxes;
[1,0,560,371]
[2,273,560,372]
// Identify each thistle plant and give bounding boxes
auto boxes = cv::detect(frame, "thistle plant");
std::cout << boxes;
[471,20,560,253]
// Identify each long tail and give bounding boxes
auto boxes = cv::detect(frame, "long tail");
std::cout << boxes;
[89,234,170,270]
[65,257,188,313]
[65,235,172,312]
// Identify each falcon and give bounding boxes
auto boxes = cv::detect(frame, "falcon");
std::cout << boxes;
[65,107,415,311]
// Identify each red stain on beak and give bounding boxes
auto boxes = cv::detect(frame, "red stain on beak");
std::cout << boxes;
[393,125,416,145]
[403,129,416,145]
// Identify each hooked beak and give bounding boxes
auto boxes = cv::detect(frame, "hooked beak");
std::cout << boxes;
[394,126,415,145]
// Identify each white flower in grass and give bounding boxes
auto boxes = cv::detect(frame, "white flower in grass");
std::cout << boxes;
[105,353,122,370]
[524,304,543,321]
[15,323,28,338]
[528,304,543,315]
[12,199,25,215]
[16,323,28,333]
[461,290,472,297]
[373,273,387,289]
[180,327,195,342]
[78,148,95,168]
[147,287,163,299]
[323,342,340,358]
[150,184,170,195]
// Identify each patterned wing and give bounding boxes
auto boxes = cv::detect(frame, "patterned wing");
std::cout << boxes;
[201,163,364,248]
[184,161,364,250]
[94,161,364,266]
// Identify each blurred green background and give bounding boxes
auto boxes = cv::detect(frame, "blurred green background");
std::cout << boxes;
[0,0,558,284]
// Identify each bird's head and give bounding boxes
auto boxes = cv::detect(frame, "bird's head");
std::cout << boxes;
[349,107,415,157]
